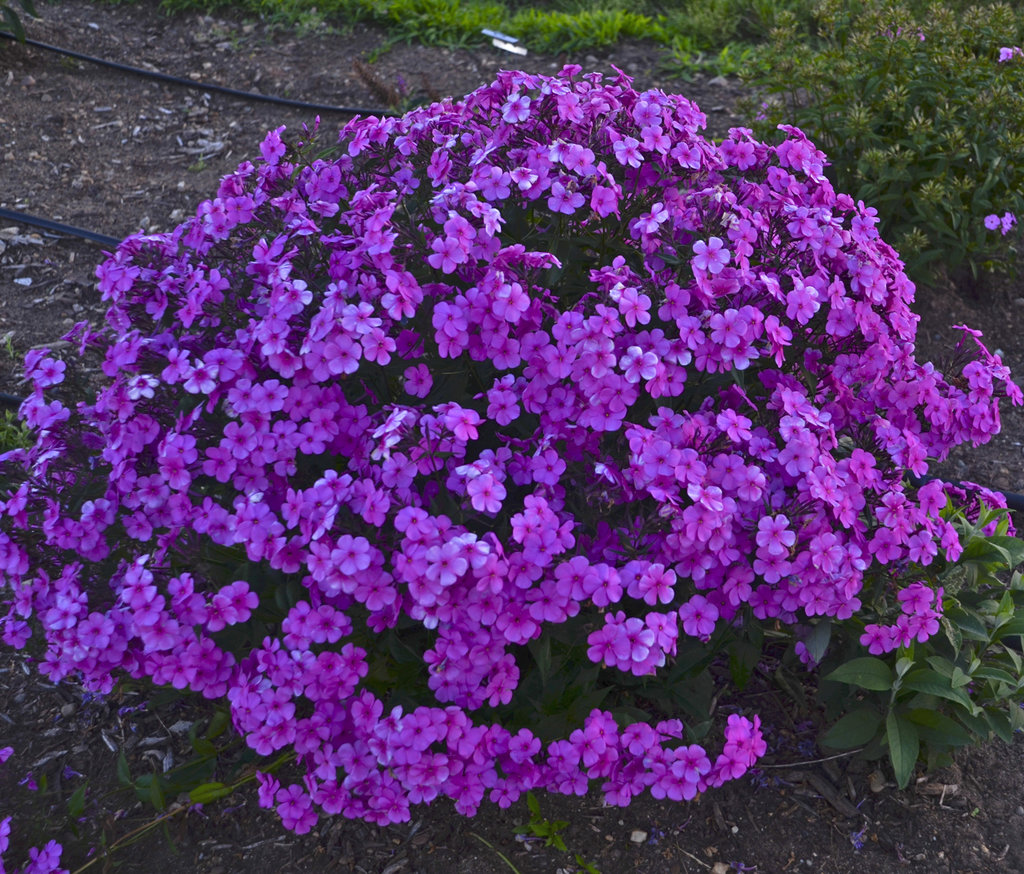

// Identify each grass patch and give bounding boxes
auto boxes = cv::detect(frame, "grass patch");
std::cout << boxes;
[113,0,820,66]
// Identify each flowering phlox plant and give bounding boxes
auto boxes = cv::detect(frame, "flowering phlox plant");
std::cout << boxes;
[0,67,1020,832]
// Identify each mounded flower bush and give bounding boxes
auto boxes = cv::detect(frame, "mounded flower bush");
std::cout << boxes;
[0,67,1021,839]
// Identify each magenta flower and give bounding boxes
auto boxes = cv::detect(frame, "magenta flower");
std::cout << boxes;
[678,595,719,640]
[692,237,731,274]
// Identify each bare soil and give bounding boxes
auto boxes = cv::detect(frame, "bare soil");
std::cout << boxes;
[1,2,1024,873]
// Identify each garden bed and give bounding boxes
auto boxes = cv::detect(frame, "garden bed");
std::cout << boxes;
[1,2,1024,872]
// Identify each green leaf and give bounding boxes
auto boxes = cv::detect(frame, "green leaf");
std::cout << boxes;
[993,616,1024,642]
[886,711,919,789]
[205,709,231,740]
[188,782,233,804]
[67,784,87,819]
[191,737,217,759]
[821,707,882,749]
[941,616,963,651]
[17,0,38,18]
[985,709,1014,744]
[971,665,1019,686]
[526,790,540,818]
[116,751,131,786]
[1010,703,1024,733]
[824,656,894,691]
[904,708,972,750]
[925,655,955,679]
[900,668,975,711]
[956,709,990,738]
[1,7,26,43]
[528,636,552,685]
[149,774,166,811]
[729,638,761,692]
[987,535,1024,568]
[950,666,972,688]
[804,619,832,664]
[961,536,1012,568]
[945,607,989,642]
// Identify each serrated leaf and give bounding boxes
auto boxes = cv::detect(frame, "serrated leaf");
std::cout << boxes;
[821,707,882,749]
[886,711,919,789]
[824,656,893,691]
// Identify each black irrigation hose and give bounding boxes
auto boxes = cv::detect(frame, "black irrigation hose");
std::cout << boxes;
[0,208,122,248]
[0,30,394,117]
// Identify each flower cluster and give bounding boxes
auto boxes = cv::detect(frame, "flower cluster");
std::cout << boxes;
[0,67,1019,831]
[984,211,1018,236]
[859,581,943,654]
[998,45,1023,62]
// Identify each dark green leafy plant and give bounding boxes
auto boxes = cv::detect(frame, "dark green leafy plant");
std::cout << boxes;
[817,501,1024,788]
[0,0,37,43]
[750,0,1024,287]
[516,790,570,850]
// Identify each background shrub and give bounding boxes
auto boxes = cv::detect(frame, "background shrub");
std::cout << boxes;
[750,0,1024,287]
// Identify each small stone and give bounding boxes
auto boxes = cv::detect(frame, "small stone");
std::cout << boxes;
[630,830,647,844]
[707,75,730,87]
[60,703,76,717]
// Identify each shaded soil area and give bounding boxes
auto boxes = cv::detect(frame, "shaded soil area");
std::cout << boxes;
[1,2,1024,873]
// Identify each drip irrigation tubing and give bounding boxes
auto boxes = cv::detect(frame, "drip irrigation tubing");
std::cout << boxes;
[0,208,122,248]
[0,29,394,117]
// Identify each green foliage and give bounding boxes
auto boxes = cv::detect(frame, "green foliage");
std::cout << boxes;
[0,409,33,454]
[818,503,1024,788]
[0,0,37,43]
[512,792,603,872]
[106,700,290,817]
[505,6,662,53]
[517,791,570,850]
[662,37,758,81]
[750,0,1024,287]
